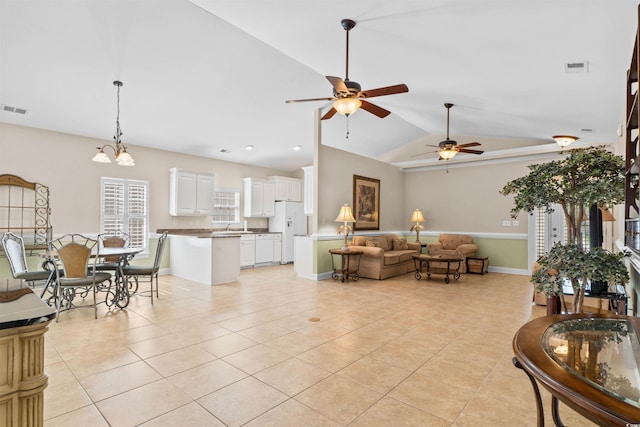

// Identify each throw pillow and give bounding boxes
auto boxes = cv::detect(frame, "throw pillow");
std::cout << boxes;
[365,240,379,247]
[393,238,409,250]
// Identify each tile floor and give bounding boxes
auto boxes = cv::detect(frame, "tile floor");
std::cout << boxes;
[40,266,600,426]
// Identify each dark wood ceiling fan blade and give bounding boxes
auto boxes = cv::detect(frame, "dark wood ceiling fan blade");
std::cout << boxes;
[326,76,348,94]
[457,148,484,155]
[458,142,481,148]
[321,107,338,120]
[286,97,335,103]
[360,100,390,118]
[360,84,409,98]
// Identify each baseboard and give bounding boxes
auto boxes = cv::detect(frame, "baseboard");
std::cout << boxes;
[487,266,529,276]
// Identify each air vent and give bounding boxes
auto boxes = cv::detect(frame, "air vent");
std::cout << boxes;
[220,149,230,153]
[1,104,28,115]
[581,128,594,133]
[564,61,589,73]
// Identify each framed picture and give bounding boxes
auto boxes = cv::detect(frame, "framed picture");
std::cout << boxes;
[353,175,380,230]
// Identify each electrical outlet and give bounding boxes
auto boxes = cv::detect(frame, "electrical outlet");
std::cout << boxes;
[512,220,520,226]
[502,220,511,226]
[172,219,178,226]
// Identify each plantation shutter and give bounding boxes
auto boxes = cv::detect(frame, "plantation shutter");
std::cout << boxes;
[101,177,148,251]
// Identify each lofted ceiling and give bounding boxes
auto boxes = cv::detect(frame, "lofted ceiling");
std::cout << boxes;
[0,0,637,172]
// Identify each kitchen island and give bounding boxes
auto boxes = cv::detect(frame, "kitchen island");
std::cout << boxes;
[168,233,241,285]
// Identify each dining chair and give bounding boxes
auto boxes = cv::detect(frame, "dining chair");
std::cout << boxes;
[1,231,58,297]
[96,231,130,272]
[122,231,168,304]
[50,233,112,321]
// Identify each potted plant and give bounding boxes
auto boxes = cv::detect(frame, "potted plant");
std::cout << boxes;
[500,146,627,313]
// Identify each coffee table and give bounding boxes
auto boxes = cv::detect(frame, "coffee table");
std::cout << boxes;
[412,254,463,283]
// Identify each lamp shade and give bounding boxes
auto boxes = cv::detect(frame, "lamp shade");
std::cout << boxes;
[335,204,356,223]
[333,98,362,116]
[92,150,111,163]
[553,135,578,147]
[438,148,457,160]
[600,207,616,222]
[116,149,135,166]
[410,209,425,223]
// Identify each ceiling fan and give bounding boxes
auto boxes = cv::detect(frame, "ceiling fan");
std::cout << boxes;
[285,19,409,120]
[412,103,484,160]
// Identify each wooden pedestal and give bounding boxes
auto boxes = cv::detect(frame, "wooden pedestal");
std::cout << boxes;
[0,321,51,427]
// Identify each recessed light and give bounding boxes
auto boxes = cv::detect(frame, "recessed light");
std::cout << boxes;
[244,145,254,151]
[293,145,302,151]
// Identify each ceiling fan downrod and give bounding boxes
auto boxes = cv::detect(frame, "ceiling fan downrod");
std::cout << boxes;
[342,19,356,82]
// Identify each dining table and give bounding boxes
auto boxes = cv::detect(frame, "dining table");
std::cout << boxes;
[39,246,142,310]
[96,246,142,309]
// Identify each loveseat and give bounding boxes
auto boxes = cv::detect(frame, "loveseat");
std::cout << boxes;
[426,234,478,273]
[348,234,421,280]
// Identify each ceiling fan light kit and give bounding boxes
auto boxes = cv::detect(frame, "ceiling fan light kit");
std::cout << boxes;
[333,97,362,116]
[286,18,408,123]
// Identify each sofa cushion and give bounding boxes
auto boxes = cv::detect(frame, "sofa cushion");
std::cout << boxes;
[366,240,379,247]
[392,238,409,250]
[383,250,416,266]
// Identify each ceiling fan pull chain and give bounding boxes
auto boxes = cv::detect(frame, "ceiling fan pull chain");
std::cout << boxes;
[346,116,350,139]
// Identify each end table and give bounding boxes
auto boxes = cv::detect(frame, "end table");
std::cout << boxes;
[329,248,363,282]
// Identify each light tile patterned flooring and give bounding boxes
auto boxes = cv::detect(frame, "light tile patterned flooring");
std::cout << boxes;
[41,266,599,426]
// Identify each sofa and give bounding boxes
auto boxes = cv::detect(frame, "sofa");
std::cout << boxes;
[426,234,478,273]
[348,234,421,280]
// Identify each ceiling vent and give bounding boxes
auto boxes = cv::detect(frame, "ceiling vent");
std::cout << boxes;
[1,104,28,115]
[564,61,589,73]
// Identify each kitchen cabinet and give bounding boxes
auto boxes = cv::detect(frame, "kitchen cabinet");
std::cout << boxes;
[169,168,215,216]
[273,233,282,263]
[240,234,256,267]
[269,176,302,202]
[243,177,275,217]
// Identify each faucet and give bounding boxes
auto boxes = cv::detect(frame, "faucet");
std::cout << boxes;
[226,223,232,231]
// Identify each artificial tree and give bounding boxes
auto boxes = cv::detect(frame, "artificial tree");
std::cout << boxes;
[500,146,627,313]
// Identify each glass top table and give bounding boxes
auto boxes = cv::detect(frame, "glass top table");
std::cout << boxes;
[513,313,640,426]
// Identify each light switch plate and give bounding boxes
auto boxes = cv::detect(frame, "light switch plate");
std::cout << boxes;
[502,220,511,226]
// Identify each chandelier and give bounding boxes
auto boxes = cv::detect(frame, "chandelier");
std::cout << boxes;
[92,81,135,166]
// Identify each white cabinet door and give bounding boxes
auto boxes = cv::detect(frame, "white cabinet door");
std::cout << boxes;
[243,178,275,217]
[273,234,282,263]
[240,236,255,267]
[170,170,197,215]
[196,174,215,215]
[270,177,302,202]
[263,181,275,216]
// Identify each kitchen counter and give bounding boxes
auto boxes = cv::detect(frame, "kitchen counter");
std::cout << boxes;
[158,228,266,237]
[168,234,241,285]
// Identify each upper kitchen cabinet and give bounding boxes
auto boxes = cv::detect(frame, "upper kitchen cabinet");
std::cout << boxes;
[269,176,302,202]
[169,168,215,216]
[243,177,275,217]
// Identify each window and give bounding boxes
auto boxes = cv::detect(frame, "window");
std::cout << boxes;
[100,177,149,251]
[212,189,240,224]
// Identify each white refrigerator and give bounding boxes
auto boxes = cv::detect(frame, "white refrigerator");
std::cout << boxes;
[268,201,307,263]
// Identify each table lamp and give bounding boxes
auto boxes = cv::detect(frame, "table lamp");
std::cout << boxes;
[335,204,356,250]
[409,209,425,242]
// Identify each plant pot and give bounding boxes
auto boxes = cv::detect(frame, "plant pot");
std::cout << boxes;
[546,295,561,315]
[589,280,608,294]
